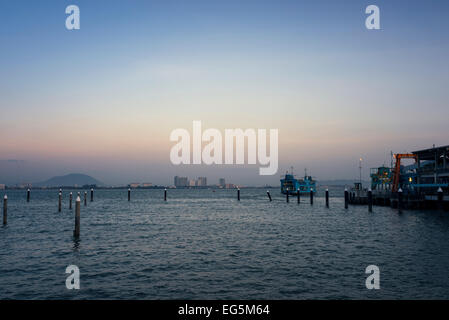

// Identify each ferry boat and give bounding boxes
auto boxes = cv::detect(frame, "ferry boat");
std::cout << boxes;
[280,168,316,195]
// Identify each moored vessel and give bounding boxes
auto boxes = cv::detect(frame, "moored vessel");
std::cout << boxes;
[280,168,316,195]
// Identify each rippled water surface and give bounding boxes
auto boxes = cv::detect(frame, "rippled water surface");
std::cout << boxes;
[1,187,449,299]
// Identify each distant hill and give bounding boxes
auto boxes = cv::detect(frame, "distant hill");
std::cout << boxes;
[34,173,103,187]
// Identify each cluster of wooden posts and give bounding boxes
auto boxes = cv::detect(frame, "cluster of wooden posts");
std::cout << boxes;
[0,187,358,235]
[5,186,442,238]
[59,188,95,237]
[262,188,330,208]
[2,188,95,238]
[2,187,167,238]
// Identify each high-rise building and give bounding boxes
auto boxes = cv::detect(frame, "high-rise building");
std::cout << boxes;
[219,178,226,187]
[174,176,188,187]
[196,177,207,187]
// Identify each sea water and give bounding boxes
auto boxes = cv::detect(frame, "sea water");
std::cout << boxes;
[1,187,449,299]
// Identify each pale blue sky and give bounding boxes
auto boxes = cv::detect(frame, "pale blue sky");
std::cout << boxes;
[1,0,448,185]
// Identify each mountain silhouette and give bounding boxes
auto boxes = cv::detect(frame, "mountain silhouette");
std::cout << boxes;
[34,173,103,187]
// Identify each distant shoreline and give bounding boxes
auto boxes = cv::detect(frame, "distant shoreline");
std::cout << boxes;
[2,183,365,190]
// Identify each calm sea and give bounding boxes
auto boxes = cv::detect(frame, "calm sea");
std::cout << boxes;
[1,187,449,299]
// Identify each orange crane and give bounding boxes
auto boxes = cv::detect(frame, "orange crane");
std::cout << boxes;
[392,153,418,192]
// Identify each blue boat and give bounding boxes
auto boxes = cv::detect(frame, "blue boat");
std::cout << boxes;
[280,168,316,195]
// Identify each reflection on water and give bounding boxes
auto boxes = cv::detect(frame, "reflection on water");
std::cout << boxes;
[72,237,81,252]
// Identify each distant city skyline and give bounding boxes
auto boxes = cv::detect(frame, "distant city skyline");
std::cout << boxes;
[174,176,208,187]
[1,0,448,186]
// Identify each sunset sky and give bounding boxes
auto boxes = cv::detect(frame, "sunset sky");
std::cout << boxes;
[1,0,448,186]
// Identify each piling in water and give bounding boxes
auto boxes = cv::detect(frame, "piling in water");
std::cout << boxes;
[237,188,240,201]
[69,192,73,210]
[310,189,314,205]
[325,189,329,208]
[128,188,131,201]
[344,189,349,209]
[297,189,300,204]
[267,190,272,202]
[90,189,94,202]
[368,188,373,212]
[398,188,403,213]
[164,188,167,201]
[58,192,62,212]
[74,196,80,238]
[27,189,30,202]
[286,189,289,203]
[438,187,443,211]
[84,192,87,206]
[3,195,7,225]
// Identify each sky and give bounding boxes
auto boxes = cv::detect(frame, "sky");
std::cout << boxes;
[1,0,449,186]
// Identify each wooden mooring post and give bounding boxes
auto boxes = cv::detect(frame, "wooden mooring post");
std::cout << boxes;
[74,196,80,238]
[368,188,373,212]
[237,188,240,201]
[267,190,272,202]
[69,192,73,210]
[90,188,94,202]
[398,188,403,213]
[27,189,30,202]
[286,189,289,203]
[344,188,349,209]
[164,188,167,201]
[84,191,87,206]
[128,188,131,201]
[3,195,7,225]
[438,187,443,211]
[297,189,300,204]
[325,189,329,208]
[310,189,314,205]
[58,191,62,212]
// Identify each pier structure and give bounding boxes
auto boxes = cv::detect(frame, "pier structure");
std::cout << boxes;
[350,145,449,211]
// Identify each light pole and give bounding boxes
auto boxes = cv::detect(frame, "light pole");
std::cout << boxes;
[359,158,363,187]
